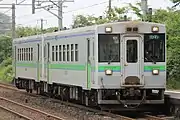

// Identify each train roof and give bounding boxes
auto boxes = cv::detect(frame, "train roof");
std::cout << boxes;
[13,21,165,42]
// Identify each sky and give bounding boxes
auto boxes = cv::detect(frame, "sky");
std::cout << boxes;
[0,0,174,29]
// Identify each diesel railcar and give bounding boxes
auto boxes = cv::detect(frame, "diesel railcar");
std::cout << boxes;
[13,21,166,111]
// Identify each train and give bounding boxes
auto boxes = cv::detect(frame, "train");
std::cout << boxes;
[12,20,166,111]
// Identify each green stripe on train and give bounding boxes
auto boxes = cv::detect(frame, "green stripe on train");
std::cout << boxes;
[98,65,121,71]
[144,65,165,71]
[49,64,86,70]
[16,62,165,71]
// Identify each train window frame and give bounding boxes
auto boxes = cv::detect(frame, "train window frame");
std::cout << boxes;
[144,33,165,62]
[98,34,120,62]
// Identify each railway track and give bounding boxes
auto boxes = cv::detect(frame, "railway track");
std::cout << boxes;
[0,104,32,120]
[0,96,66,120]
[0,82,173,120]
[143,115,168,120]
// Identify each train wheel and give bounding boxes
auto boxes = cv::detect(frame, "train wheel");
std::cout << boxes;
[29,89,32,93]
[26,88,29,93]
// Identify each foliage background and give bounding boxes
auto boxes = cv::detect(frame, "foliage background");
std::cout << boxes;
[0,0,180,89]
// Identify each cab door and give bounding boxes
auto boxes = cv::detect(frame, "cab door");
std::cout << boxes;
[121,36,143,86]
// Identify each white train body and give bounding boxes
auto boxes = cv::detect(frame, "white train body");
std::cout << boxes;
[13,21,166,110]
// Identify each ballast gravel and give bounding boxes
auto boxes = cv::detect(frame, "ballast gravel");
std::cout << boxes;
[0,85,119,120]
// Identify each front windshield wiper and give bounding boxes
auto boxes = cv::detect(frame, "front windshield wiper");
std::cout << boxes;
[145,51,156,64]
[108,54,118,64]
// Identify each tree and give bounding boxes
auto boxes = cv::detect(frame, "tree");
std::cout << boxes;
[128,2,143,20]
[71,6,129,28]
[15,26,41,37]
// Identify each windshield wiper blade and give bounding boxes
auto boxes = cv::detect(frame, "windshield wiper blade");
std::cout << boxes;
[108,55,117,64]
[145,51,156,64]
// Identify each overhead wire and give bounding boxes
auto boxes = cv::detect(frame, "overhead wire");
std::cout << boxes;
[0,0,27,21]
[19,0,117,25]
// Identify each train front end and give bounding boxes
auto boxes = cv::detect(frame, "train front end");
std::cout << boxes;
[96,21,166,111]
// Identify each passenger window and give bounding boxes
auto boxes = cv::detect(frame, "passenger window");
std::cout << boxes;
[71,44,74,61]
[22,48,24,61]
[20,48,21,61]
[63,45,66,61]
[29,48,30,61]
[126,40,137,63]
[67,44,70,61]
[18,49,19,61]
[26,48,28,61]
[31,48,33,61]
[56,45,58,61]
[59,45,61,61]
[75,44,78,61]
[52,46,54,61]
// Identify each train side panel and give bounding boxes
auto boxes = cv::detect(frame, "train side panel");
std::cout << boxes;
[47,31,96,89]
[15,41,39,81]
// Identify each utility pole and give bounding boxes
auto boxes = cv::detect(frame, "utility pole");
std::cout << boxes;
[108,0,112,17]
[37,18,46,33]
[32,0,74,31]
[141,0,148,21]
[12,3,16,39]
[58,0,63,30]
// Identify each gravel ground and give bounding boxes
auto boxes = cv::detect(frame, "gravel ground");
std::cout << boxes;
[0,108,26,120]
[0,87,119,120]
[0,98,64,120]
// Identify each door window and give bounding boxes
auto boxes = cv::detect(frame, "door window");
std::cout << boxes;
[126,40,138,63]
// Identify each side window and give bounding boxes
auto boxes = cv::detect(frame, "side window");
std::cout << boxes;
[52,46,54,61]
[75,44,78,61]
[22,48,24,61]
[29,48,31,61]
[67,44,70,61]
[26,48,28,61]
[18,49,19,61]
[63,45,66,61]
[20,48,21,61]
[31,48,33,61]
[71,44,74,61]
[24,48,25,61]
[21,48,23,61]
[56,45,58,61]
[59,45,61,61]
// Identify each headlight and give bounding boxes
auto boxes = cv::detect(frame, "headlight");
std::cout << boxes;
[105,27,112,33]
[105,69,113,75]
[152,26,159,32]
[152,69,159,75]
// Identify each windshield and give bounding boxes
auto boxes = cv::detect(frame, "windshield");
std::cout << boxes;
[98,34,120,62]
[144,33,165,62]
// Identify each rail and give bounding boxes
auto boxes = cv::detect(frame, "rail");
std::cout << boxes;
[0,96,65,120]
